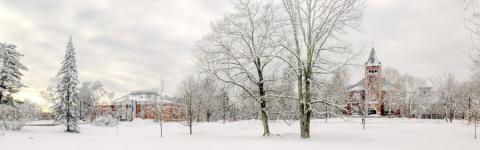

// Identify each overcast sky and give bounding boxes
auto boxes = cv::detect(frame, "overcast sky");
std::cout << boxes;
[0,0,474,105]
[348,0,473,84]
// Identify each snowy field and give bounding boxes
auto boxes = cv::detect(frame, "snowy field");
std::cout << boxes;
[0,118,479,150]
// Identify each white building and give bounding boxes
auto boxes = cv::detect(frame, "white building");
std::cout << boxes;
[102,90,182,121]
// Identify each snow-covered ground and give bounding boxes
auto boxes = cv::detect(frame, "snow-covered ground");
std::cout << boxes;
[0,118,478,150]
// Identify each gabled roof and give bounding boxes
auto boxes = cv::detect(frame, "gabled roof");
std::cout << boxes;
[366,48,381,66]
[348,78,366,92]
[113,91,173,104]
[347,77,394,92]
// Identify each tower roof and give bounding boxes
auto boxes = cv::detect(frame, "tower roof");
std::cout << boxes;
[366,47,381,66]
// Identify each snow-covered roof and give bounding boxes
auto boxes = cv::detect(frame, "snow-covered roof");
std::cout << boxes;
[348,78,364,92]
[347,78,394,92]
[366,48,381,66]
[113,90,173,104]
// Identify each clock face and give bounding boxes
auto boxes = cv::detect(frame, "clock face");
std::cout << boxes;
[369,76,376,82]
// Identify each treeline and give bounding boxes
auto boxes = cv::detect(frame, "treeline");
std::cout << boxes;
[175,0,480,139]
[178,0,365,138]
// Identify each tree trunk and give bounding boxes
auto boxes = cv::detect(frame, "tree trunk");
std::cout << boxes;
[206,112,211,122]
[160,120,163,138]
[223,94,227,124]
[325,104,328,123]
[189,121,192,135]
[188,96,193,135]
[388,103,392,118]
[468,97,472,124]
[297,70,304,138]
[66,89,72,132]
[223,100,226,124]
[256,58,270,136]
[362,116,366,130]
[0,80,7,104]
[0,91,3,104]
[361,96,366,130]
[300,47,315,139]
[301,68,312,139]
[259,86,270,136]
[79,102,82,120]
[0,58,7,104]
[260,101,270,136]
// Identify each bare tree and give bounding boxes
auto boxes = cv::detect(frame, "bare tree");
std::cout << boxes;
[466,75,480,123]
[403,74,427,118]
[196,76,219,122]
[195,0,283,136]
[314,69,350,122]
[280,0,365,138]
[383,68,405,117]
[40,78,60,108]
[456,82,473,121]
[177,75,198,135]
[153,80,165,138]
[465,0,480,50]
[433,73,459,123]
[220,87,230,124]
[78,81,108,121]
[465,0,480,129]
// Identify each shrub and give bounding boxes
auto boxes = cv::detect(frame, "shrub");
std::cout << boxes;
[92,115,119,127]
[0,104,33,130]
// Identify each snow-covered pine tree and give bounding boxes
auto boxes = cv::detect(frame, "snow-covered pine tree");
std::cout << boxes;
[54,37,80,133]
[0,42,27,104]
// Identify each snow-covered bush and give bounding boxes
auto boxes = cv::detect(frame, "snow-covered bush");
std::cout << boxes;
[92,115,119,127]
[128,118,155,127]
[0,104,33,130]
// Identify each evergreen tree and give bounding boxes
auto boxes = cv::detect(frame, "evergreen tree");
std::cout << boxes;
[0,43,27,104]
[54,37,80,133]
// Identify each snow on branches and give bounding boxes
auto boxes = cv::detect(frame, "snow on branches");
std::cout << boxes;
[54,37,80,133]
[0,42,27,104]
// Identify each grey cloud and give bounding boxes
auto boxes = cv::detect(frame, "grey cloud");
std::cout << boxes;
[348,0,472,84]
[0,0,231,102]
[0,0,473,103]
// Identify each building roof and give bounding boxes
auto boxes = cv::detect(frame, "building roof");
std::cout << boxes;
[113,90,173,104]
[366,48,381,66]
[347,77,394,92]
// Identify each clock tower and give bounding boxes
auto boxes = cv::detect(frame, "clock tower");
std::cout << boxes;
[364,48,383,114]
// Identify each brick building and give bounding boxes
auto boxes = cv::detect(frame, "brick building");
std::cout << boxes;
[94,90,185,121]
[347,48,393,116]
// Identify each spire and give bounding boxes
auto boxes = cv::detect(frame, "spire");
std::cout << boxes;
[366,47,381,66]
